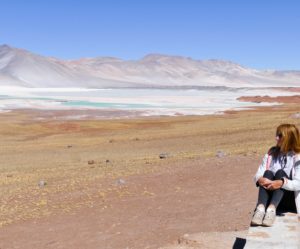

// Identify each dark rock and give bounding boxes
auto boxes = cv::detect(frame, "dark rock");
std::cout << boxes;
[67,145,73,148]
[106,159,110,163]
[88,160,95,165]
[159,153,169,159]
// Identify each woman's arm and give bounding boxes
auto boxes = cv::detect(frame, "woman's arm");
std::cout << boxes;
[282,155,300,191]
[254,154,269,185]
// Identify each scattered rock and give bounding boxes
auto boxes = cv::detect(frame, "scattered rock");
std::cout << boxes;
[178,234,192,245]
[291,113,300,119]
[6,174,13,178]
[159,153,169,159]
[67,145,73,148]
[88,160,95,165]
[106,159,110,163]
[216,150,226,158]
[134,137,140,141]
[115,178,126,186]
[38,180,47,187]
[109,139,115,143]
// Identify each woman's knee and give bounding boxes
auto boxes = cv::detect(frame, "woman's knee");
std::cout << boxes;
[263,170,274,179]
[275,169,288,179]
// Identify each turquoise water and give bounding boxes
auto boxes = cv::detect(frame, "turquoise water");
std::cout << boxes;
[0,87,289,116]
[64,100,156,109]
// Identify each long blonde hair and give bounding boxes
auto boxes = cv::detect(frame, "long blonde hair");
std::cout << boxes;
[276,124,300,153]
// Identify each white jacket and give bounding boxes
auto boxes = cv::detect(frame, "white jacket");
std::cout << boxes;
[254,152,300,215]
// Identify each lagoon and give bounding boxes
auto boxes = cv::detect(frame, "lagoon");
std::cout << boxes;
[0,87,295,117]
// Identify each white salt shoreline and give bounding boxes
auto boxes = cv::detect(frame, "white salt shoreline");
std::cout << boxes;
[0,86,296,119]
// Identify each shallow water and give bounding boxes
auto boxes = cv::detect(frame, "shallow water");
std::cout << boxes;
[0,87,295,117]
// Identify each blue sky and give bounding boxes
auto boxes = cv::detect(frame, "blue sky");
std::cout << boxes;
[0,0,299,69]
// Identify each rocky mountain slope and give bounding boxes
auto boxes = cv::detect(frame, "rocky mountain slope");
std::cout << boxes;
[0,44,299,88]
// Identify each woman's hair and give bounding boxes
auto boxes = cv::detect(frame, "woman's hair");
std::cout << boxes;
[276,124,300,153]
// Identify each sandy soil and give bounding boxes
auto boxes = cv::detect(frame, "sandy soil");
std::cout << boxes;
[0,100,300,248]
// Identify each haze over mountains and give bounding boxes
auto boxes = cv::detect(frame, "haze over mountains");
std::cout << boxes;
[0,44,299,89]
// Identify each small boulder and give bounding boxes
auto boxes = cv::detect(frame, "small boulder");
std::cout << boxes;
[216,150,226,158]
[38,180,47,187]
[159,153,169,159]
[115,178,126,186]
[88,160,95,165]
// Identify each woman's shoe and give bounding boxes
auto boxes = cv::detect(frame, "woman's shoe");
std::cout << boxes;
[251,209,265,226]
[262,209,276,227]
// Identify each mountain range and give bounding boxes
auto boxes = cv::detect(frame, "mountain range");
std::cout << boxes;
[0,44,299,88]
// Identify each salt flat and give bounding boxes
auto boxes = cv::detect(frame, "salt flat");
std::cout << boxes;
[0,86,295,117]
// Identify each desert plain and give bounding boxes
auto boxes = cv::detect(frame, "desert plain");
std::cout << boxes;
[0,93,300,249]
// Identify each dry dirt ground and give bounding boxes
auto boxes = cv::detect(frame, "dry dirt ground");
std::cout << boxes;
[0,100,300,248]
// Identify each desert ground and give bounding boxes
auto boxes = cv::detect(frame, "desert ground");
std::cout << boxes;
[0,95,300,249]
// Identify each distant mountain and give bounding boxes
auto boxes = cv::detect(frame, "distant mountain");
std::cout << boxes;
[0,44,299,88]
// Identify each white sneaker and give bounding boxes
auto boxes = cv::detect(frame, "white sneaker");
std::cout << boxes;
[262,209,276,227]
[251,209,265,226]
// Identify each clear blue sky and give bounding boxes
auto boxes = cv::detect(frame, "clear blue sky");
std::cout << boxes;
[1,0,299,70]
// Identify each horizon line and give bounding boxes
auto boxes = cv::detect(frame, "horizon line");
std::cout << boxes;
[1,43,299,72]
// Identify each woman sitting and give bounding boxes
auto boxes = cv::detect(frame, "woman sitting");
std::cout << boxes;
[251,123,300,226]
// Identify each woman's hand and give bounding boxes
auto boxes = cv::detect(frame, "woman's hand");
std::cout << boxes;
[266,180,284,190]
[258,177,272,188]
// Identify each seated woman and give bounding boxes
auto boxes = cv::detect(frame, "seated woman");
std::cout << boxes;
[251,123,300,227]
